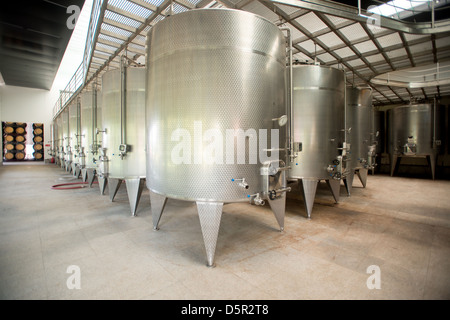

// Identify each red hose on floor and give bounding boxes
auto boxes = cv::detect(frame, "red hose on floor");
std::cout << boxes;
[51,181,98,190]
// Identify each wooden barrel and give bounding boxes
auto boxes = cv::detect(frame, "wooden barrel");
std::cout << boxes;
[5,135,14,142]
[16,122,27,127]
[33,123,43,128]
[33,136,43,143]
[33,143,43,151]
[4,121,15,126]
[15,152,25,160]
[34,152,43,160]
[15,127,25,134]
[5,143,15,151]
[4,126,14,134]
[34,128,43,135]
[5,152,15,160]
[16,135,25,142]
[15,143,25,151]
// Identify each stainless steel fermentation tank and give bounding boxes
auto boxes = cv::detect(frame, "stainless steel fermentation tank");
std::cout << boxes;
[343,87,377,195]
[79,88,101,187]
[62,107,71,171]
[288,64,346,218]
[145,9,290,267]
[53,116,64,166]
[69,98,82,177]
[388,102,441,179]
[97,60,146,215]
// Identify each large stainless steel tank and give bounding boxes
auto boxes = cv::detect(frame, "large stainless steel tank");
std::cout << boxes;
[68,99,81,175]
[97,62,146,215]
[62,107,71,171]
[288,64,346,218]
[343,87,375,194]
[145,9,289,267]
[56,116,63,167]
[79,89,101,186]
[388,103,441,179]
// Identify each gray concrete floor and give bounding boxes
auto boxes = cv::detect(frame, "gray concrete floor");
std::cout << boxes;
[0,163,449,300]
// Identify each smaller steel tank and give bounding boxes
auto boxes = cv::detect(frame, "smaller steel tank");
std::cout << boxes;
[343,87,376,195]
[79,88,101,187]
[387,102,441,179]
[68,99,81,175]
[97,58,146,215]
[62,108,71,171]
[288,63,346,218]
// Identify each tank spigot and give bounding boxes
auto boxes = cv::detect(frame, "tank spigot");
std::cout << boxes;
[231,178,249,189]
[253,193,265,206]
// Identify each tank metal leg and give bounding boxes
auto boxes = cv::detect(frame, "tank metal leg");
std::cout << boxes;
[390,154,398,177]
[125,178,145,216]
[267,193,286,232]
[149,191,167,230]
[75,165,81,179]
[196,201,223,268]
[356,167,368,188]
[301,179,318,219]
[343,170,355,196]
[71,163,77,176]
[326,178,341,203]
[108,178,122,202]
[428,154,436,180]
[81,168,88,182]
[86,168,96,187]
[98,175,107,195]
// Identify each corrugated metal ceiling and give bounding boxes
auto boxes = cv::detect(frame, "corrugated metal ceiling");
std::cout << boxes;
[79,0,450,106]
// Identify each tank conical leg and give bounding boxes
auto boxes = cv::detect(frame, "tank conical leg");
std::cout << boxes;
[71,163,77,176]
[356,167,368,188]
[267,193,286,232]
[301,179,318,219]
[125,178,145,216]
[98,176,107,195]
[196,201,223,267]
[86,168,96,187]
[428,154,437,180]
[108,178,122,202]
[75,165,81,179]
[326,178,341,203]
[81,168,87,182]
[390,154,398,177]
[343,170,355,196]
[149,191,167,230]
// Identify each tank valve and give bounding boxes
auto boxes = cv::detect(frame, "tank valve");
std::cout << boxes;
[231,178,249,189]
[253,193,265,206]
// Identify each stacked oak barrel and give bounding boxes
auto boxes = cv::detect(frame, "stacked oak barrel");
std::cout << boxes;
[32,123,44,160]
[3,122,27,161]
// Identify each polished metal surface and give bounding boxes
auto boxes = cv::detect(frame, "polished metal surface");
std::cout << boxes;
[62,108,70,170]
[68,100,80,173]
[388,103,439,157]
[145,8,287,203]
[387,103,441,179]
[346,87,374,171]
[289,64,346,180]
[79,89,100,171]
[99,66,146,180]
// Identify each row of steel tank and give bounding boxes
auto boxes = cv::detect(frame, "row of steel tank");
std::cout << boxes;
[49,9,440,267]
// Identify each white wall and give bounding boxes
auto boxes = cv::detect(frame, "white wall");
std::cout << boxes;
[0,85,58,162]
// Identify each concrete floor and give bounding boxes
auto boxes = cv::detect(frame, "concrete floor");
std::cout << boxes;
[0,163,449,300]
